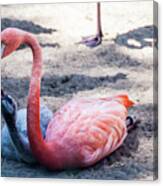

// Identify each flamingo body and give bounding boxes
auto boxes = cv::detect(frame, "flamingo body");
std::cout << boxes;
[40,97,129,169]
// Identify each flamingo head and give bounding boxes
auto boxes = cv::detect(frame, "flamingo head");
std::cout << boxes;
[1,28,24,58]
[1,93,17,126]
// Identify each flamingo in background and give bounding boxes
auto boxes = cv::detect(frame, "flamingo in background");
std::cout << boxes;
[1,90,53,163]
[1,28,135,170]
[80,2,103,47]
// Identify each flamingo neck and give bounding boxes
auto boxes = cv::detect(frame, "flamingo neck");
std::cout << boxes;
[24,34,52,165]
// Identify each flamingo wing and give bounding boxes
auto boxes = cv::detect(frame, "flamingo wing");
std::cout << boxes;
[78,113,127,166]
[45,97,128,167]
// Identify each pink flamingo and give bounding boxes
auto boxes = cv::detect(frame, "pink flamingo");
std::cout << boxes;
[1,28,135,170]
[80,2,103,47]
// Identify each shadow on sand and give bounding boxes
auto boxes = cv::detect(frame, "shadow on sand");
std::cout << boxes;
[2,18,57,34]
[1,73,127,99]
[114,25,158,49]
[1,18,60,49]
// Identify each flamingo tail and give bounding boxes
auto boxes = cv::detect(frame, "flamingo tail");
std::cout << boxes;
[114,94,135,108]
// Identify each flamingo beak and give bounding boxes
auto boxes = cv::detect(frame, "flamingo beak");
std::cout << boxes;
[1,43,6,58]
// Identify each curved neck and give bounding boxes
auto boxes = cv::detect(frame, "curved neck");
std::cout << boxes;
[24,33,52,165]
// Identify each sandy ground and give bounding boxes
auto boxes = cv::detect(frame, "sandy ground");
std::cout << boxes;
[1,1,158,180]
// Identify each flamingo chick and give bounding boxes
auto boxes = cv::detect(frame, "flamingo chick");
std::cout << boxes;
[1,92,53,163]
[1,28,135,170]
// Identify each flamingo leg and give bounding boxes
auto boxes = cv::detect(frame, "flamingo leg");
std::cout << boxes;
[80,2,103,47]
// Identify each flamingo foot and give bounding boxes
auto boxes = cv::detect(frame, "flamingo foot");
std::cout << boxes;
[79,34,102,47]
